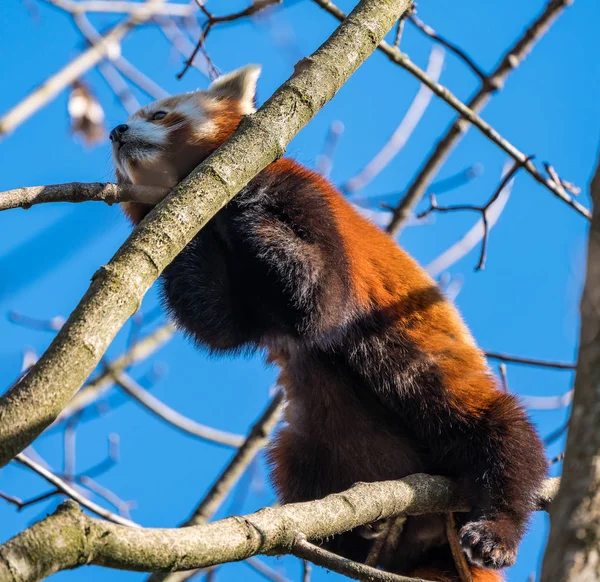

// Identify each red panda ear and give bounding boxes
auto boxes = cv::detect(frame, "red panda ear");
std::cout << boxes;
[208,64,261,114]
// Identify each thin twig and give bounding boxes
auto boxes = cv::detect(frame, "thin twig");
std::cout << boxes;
[445,513,473,582]
[425,162,514,276]
[292,534,426,582]
[63,413,80,481]
[245,557,292,582]
[522,391,573,410]
[14,453,138,527]
[544,422,569,446]
[429,164,484,194]
[498,363,508,392]
[179,0,282,79]
[55,323,175,423]
[349,164,483,207]
[0,182,168,211]
[316,120,344,177]
[97,61,141,113]
[0,489,59,510]
[485,351,576,370]
[418,158,529,270]
[302,561,312,582]
[46,0,195,16]
[343,46,445,193]
[408,14,487,80]
[8,311,65,331]
[155,15,212,78]
[0,0,166,136]
[82,433,120,479]
[77,474,134,518]
[113,371,245,448]
[393,6,412,50]
[71,11,169,100]
[544,162,580,196]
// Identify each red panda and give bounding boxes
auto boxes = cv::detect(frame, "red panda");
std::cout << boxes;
[111,65,547,581]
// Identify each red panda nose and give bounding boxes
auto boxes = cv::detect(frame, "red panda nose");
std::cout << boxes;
[109,124,129,142]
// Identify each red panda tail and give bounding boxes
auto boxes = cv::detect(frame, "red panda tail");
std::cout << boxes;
[410,565,504,582]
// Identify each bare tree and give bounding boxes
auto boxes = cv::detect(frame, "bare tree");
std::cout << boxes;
[541,156,600,581]
[0,0,594,580]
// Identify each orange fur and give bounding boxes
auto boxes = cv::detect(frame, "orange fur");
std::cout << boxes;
[112,70,546,579]
[410,565,504,582]
[263,159,501,419]
[120,97,244,225]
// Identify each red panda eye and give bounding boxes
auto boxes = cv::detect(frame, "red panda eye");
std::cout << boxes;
[151,111,167,121]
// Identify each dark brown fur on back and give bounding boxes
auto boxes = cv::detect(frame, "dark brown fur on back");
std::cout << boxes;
[114,78,546,581]
[156,160,546,579]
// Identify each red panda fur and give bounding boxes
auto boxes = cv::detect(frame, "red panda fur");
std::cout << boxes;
[111,67,547,581]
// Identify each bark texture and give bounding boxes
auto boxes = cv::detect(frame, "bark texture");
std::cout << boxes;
[0,0,412,468]
[540,155,600,581]
[0,474,559,582]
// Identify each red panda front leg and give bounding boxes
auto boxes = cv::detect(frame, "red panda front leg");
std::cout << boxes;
[159,174,355,352]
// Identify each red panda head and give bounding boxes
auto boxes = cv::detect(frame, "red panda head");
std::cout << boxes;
[111,65,260,221]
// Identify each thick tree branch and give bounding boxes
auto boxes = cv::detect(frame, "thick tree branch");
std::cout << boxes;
[0,0,413,468]
[541,155,600,579]
[149,392,285,582]
[0,182,168,211]
[0,474,560,582]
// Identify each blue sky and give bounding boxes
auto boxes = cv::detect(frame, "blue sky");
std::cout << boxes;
[0,0,598,580]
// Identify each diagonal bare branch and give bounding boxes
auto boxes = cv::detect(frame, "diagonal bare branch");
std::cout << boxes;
[14,453,137,527]
[0,0,413,468]
[384,0,581,233]
[343,46,445,193]
[0,0,166,137]
[55,323,175,423]
[310,0,588,226]
[113,371,245,448]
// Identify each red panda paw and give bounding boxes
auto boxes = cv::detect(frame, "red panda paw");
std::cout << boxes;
[459,519,518,570]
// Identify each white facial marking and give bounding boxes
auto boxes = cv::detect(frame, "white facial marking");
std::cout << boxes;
[173,98,216,138]
[173,99,204,123]
[112,107,171,180]
[125,115,169,147]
